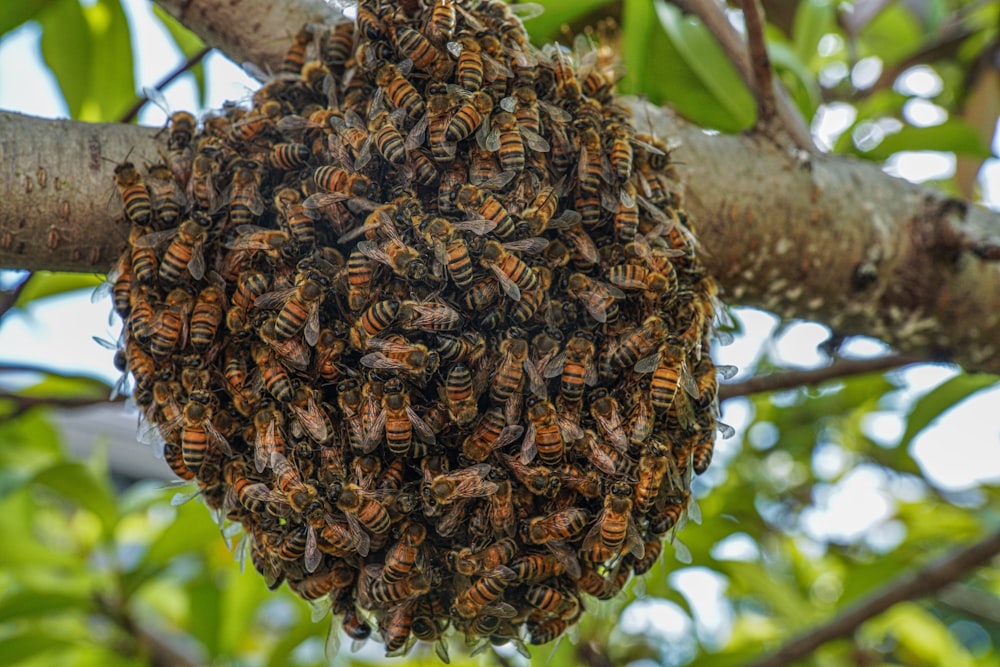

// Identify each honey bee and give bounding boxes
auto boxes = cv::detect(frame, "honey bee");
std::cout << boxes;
[269,141,312,172]
[455,184,516,239]
[424,463,498,506]
[181,398,231,472]
[441,362,478,426]
[227,271,269,334]
[446,89,493,144]
[221,228,289,282]
[365,572,432,606]
[488,477,516,539]
[380,599,417,656]
[343,247,377,313]
[375,61,426,119]
[490,337,528,403]
[368,109,408,166]
[480,240,538,302]
[526,584,580,620]
[358,236,426,280]
[382,521,426,583]
[426,0,457,43]
[633,453,668,513]
[521,396,565,465]
[391,23,452,80]
[250,404,286,473]
[189,284,225,351]
[522,509,588,576]
[544,332,597,404]
[451,566,517,619]
[365,377,436,456]
[556,463,602,499]
[289,386,332,443]
[338,481,392,538]
[252,343,295,403]
[462,406,522,463]
[565,272,624,324]
[320,20,354,71]
[361,335,436,380]
[187,151,220,211]
[448,35,484,91]
[502,454,560,497]
[610,315,669,371]
[349,299,401,350]
[254,275,325,346]
[649,341,693,413]
[583,482,643,561]
[145,163,185,226]
[148,288,193,360]
[309,165,374,206]
[529,617,567,645]
[421,217,493,288]
[398,300,462,332]
[132,218,206,285]
[110,161,152,226]
[448,537,517,576]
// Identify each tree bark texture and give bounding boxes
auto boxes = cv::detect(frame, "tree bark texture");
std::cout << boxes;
[1,0,999,375]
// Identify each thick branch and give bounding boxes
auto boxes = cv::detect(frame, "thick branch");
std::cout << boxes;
[739,0,778,130]
[743,528,1000,667]
[3,0,1000,376]
[155,0,339,76]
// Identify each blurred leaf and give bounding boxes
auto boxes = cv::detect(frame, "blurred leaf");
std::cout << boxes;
[0,590,92,623]
[856,4,922,67]
[31,462,118,536]
[0,632,74,665]
[188,572,222,657]
[721,561,814,622]
[0,0,57,37]
[265,620,323,667]
[768,41,820,121]
[151,5,207,108]
[857,121,994,161]
[900,373,998,448]
[520,0,613,45]
[653,1,755,131]
[217,564,271,655]
[140,500,221,569]
[83,0,135,122]
[13,271,103,309]
[19,373,111,400]
[791,0,835,67]
[38,0,93,119]
[0,410,62,477]
[867,602,977,666]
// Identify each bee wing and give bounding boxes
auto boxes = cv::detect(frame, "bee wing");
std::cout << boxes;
[596,414,627,452]
[305,303,321,347]
[304,523,322,573]
[587,440,616,475]
[557,414,583,441]
[405,406,437,445]
[478,169,518,190]
[542,351,566,379]
[205,418,232,455]
[489,265,521,302]
[503,237,548,254]
[407,303,462,330]
[716,364,738,380]
[133,229,174,249]
[359,352,407,372]
[584,360,599,386]
[304,192,353,212]
[499,96,517,112]
[496,424,524,451]
[619,187,636,209]
[539,100,572,123]
[568,230,599,264]
[524,359,547,399]
[479,123,500,152]
[521,127,550,153]
[717,421,736,439]
[546,541,581,580]
[354,135,374,171]
[452,218,497,235]
[187,240,206,281]
[482,53,513,80]
[519,423,537,464]
[357,240,392,266]
[292,399,329,443]
[342,510,372,557]
[253,287,297,310]
[405,113,429,150]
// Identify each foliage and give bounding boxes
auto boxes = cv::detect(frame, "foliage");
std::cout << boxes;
[2,0,1000,665]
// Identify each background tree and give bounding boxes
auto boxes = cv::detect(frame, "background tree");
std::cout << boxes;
[0,0,998,666]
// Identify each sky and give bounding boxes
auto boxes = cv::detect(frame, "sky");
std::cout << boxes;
[1,0,999,654]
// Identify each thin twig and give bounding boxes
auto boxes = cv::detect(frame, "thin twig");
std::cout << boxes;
[678,0,814,151]
[742,528,1000,667]
[119,46,212,124]
[0,272,33,321]
[739,0,777,129]
[0,391,119,423]
[96,594,199,667]
[719,355,921,401]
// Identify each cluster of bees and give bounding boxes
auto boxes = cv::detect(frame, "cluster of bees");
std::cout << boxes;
[102,0,729,659]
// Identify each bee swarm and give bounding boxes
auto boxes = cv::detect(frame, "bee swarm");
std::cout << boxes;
[107,0,725,658]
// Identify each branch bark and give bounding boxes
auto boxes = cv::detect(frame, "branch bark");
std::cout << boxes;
[2,0,1000,377]
[742,528,1000,667]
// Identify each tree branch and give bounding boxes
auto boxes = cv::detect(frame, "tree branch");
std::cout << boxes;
[0,272,32,321]
[676,0,814,150]
[743,528,1000,667]
[3,0,1000,377]
[718,355,921,400]
[739,0,778,131]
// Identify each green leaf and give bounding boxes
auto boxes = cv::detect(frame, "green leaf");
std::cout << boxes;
[899,373,998,448]
[187,573,222,657]
[13,271,103,309]
[19,374,111,401]
[38,0,93,119]
[653,1,755,131]
[141,500,221,568]
[855,120,994,161]
[31,462,118,536]
[0,590,92,623]
[791,0,835,67]
[0,0,58,37]
[519,0,613,45]
[0,633,74,665]
[767,41,820,121]
[151,5,208,107]
[620,0,655,97]
[855,3,922,67]
[83,0,135,122]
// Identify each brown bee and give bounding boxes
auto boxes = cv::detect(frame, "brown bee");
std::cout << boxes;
[480,240,538,302]
[145,163,185,226]
[462,407,522,463]
[189,284,225,351]
[524,507,589,545]
[451,566,517,619]
[455,184,516,239]
[111,161,152,225]
[544,333,597,405]
[349,299,401,350]
[375,62,426,119]
[583,482,644,562]
[441,362,478,426]
[148,288,193,360]
[391,23,452,79]
[337,482,392,540]
[254,275,325,346]
[526,584,580,620]
[521,396,565,465]
[252,343,294,403]
[448,537,517,576]
[425,463,498,506]
[134,218,207,284]
[382,521,426,583]
[228,160,264,227]
[180,399,231,472]
[365,377,436,456]
[446,89,493,144]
